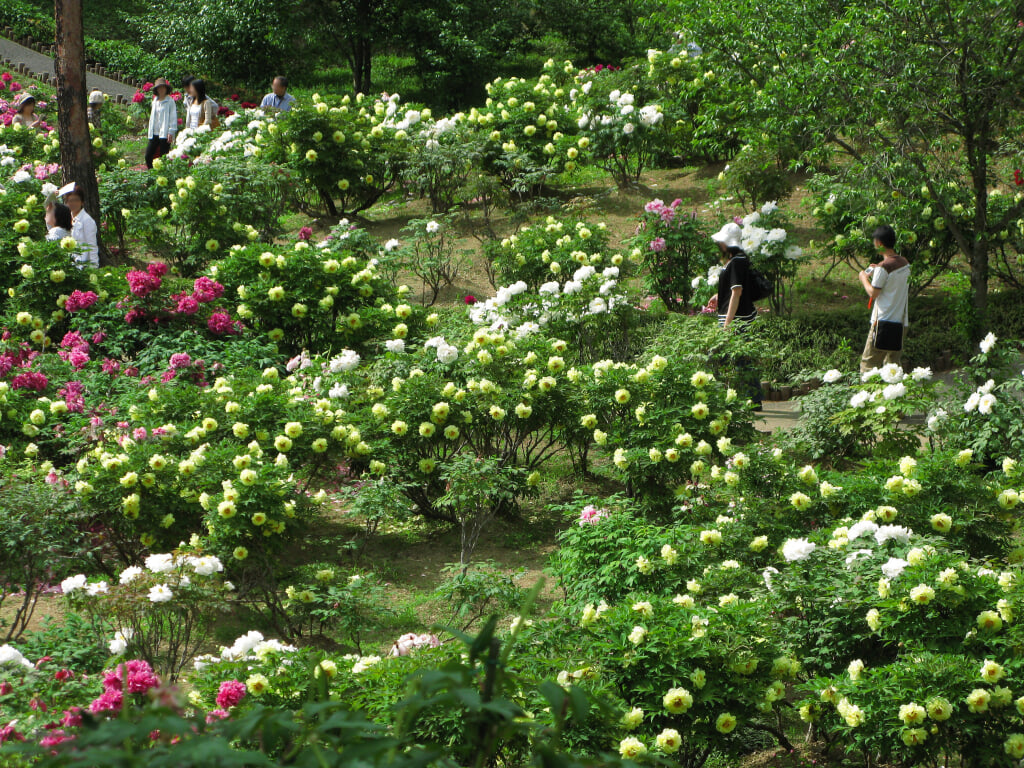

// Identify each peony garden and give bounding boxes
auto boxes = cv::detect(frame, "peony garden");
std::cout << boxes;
[4,1,1024,766]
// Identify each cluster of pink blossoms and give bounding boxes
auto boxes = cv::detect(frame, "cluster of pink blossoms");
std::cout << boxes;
[90,660,161,714]
[58,331,91,370]
[126,263,167,299]
[64,290,98,313]
[577,504,610,526]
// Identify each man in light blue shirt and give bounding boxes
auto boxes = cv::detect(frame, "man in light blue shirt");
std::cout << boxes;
[260,76,296,113]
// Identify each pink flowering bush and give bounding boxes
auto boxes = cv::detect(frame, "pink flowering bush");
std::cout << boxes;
[631,197,718,311]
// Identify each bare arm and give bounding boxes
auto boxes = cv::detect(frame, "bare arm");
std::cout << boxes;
[724,286,742,328]
[859,270,882,300]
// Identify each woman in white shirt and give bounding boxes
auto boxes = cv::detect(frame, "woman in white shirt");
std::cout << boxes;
[185,79,219,130]
[63,186,99,268]
[145,78,177,169]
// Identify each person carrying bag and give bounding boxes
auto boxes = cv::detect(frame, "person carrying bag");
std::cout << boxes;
[858,224,910,371]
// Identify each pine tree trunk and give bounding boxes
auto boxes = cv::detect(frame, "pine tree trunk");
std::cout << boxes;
[54,0,103,263]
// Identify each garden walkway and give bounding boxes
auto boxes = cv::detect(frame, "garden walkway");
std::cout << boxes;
[755,401,800,433]
[0,37,138,101]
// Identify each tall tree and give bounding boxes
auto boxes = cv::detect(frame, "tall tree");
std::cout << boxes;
[54,0,102,259]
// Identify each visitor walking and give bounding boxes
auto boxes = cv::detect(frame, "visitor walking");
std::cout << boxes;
[44,202,73,241]
[87,90,105,129]
[62,185,99,269]
[260,76,296,113]
[11,94,40,129]
[186,78,219,130]
[145,78,177,169]
[859,225,910,372]
[708,222,763,408]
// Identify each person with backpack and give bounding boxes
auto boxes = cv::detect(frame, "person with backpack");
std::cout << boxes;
[708,221,764,408]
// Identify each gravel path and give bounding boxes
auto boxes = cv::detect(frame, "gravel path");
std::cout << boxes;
[0,37,138,101]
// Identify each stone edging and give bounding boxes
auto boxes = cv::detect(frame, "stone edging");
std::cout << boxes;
[0,28,143,104]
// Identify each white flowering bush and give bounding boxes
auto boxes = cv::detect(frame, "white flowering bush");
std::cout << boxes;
[61,546,231,678]
[469,265,638,364]
[571,592,799,765]
[727,203,804,314]
[787,363,940,460]
[571,63,675,187]
[932,333,1024,461]
[580,358,754,511]
[311,327,587,521]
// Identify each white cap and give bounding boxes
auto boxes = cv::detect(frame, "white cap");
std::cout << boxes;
[711,222,743,249]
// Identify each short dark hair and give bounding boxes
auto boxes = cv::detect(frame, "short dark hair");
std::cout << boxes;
[181,75,195,88]
[53,203,72,230]
[273,75,288,90]
[191,78,208,104]
[872,225,897,249]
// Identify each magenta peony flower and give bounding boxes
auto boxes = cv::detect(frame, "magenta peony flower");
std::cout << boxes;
[65,290,99,312]
[216,680,246,709]
[207,312,235,335]
[298,226,313,241]
[649,237,667,252]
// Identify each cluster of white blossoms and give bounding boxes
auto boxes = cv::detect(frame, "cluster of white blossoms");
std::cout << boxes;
[574,88,662,136]
[845,364,933,409]
[735,204,803,261]
[193,630,300,671]
[424,335,459,364]
[470,266,627,334]
[963,378,997,415]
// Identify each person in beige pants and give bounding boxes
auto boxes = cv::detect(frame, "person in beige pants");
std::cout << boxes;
[858,225,910,372]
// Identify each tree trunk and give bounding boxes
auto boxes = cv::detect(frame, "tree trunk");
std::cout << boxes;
[968,133,990,330]
[54,0,103,262]
[351,36,372,94]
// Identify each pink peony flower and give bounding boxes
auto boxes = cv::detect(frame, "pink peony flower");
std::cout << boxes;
[215,680,246,709]
[168,353,191,369]
[298,226,313,241]
[11,371,48,391]
[65,290,99,312]
[60,708,82,728]
[89,689,123,713]
[644,199,665,214]
[577,504,609,526]
[649,237,667,253]
[192,276,224,303]
[206,709,230,724]
[207,312,234,335]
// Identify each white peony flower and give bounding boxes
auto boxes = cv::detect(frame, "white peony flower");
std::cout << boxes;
[847,520,879,541]
[384,238,400,252]
[978,393,996,415]
[880,557,909,580]
[119,566,143,584]
[880,364,904,384]
[980,332,997,354]
[0,644,33,668]
[145,553,176,573]
[911,367,932,381]
[148,584,173,603]
[782,538,816,562]
[823,369,842,383]
[60,574,88,594]
[874,525,912,545]
[882,382,906,400]
[385,339,406,354]
[849,390,871,408]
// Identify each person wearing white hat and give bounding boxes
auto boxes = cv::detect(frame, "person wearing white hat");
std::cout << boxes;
[708,221,762,408]
[709,222,756,329]
[88,90,104,129]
